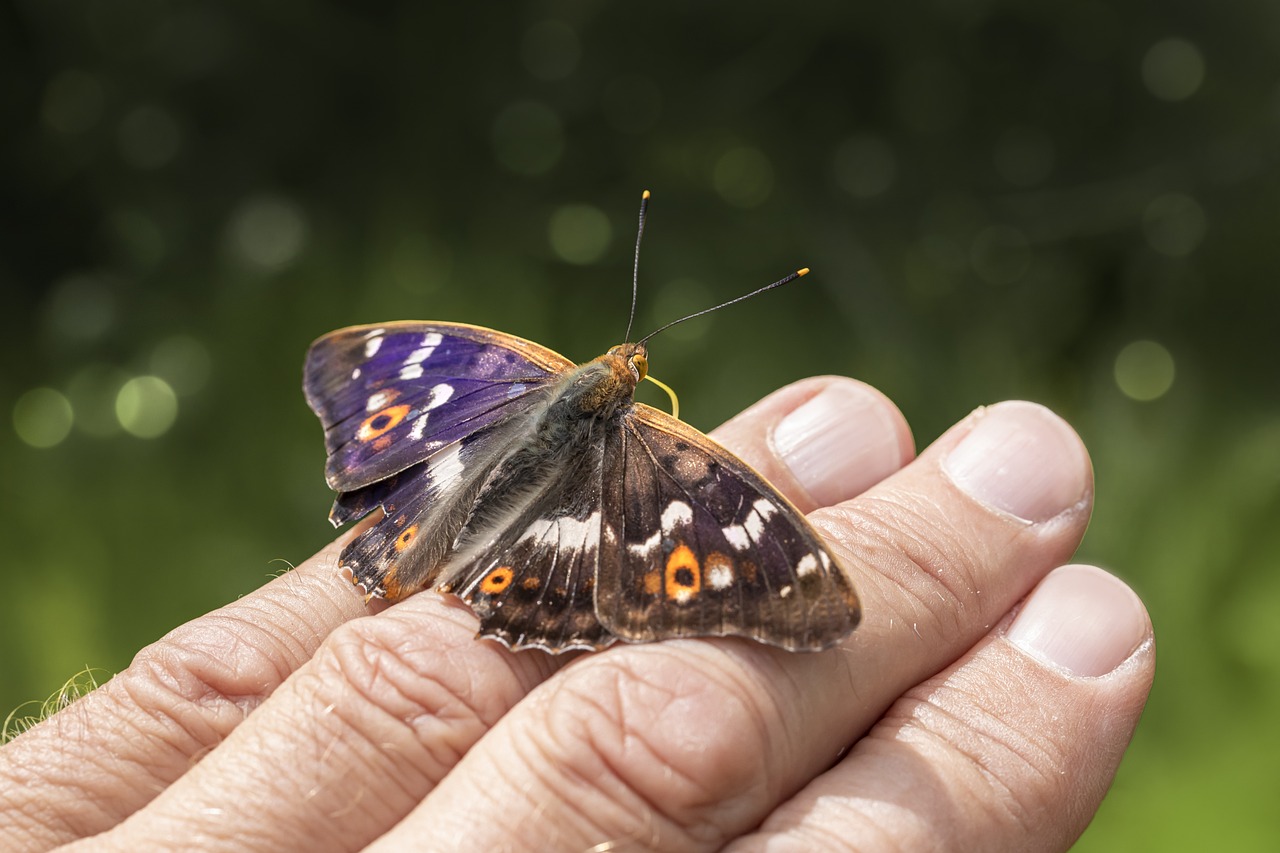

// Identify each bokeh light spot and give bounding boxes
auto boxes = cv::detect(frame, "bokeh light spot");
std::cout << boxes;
[115,376,179,438]
[13,389,74,449]
[117,105,183,170]
[548,205,612,265]
[227,195,309,271]
[1143,193,1206,257]
[41,70,105,134]
[1142,38,1205,102]
[150,335,212,396]
[970,225,1032,285]
[1115,340,1175,401]
[712,147,774,209]
[832,134,897,199]
[491,101,564,176]
[521,21,580,81]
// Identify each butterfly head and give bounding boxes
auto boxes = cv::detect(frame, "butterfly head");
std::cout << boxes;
[606,342,649,383]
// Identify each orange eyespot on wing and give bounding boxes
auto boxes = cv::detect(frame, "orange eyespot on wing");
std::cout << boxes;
[664,544,701,603]
[394,524,419,553]
[480,566,515,595]
[357,404,411,442]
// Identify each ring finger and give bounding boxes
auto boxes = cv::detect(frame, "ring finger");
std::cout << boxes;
[368,400,1093,851]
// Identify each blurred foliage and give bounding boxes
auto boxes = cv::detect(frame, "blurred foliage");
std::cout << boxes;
[2,1,1279,848]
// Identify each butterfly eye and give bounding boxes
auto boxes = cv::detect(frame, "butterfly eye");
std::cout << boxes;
[630,353,649,381]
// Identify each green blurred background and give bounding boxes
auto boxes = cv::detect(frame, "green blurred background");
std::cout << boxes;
[3,2,1278,848]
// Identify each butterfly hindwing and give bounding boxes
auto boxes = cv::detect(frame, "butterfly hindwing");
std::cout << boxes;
[595,405,860,651]
[433,423,612,651]
[304,321,574,492]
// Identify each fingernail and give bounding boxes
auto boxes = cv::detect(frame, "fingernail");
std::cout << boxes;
[772,382,907,507]
[1007,565,1148,677]
[942,402,1089,523]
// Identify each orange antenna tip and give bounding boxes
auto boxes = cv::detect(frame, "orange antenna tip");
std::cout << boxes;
[797,267,810,277]
[642,189,651,199]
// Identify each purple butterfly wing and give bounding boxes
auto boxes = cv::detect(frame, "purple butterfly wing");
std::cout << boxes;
[595,405,860,651]
[304,321,574,492]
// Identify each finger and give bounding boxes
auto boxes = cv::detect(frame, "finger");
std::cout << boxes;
[0,531,371,849]
[53,380,906,852]
[367,401,1093,851]
[712,376,915,512]
[734,565,1155,852]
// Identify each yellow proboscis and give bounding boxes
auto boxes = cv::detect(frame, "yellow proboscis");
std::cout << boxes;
[644,374,680,420]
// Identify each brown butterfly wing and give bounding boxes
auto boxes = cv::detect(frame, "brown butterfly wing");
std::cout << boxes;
[594,404,860,651]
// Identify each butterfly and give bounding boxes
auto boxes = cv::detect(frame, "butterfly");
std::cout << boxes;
[303,193,860,653]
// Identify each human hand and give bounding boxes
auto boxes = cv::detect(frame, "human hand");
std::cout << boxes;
[0,377,1154,852]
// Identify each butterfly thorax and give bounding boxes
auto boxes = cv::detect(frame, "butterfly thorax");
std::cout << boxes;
[556,342,647,420]
[439,343,648,577]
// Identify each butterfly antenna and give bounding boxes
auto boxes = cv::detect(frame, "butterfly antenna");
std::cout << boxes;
[637,267,810,345]
[623,189,651,343]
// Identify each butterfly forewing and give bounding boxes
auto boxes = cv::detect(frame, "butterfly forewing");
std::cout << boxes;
[304,322,574,491]
[596,405,860,651]
[333,414,540,598]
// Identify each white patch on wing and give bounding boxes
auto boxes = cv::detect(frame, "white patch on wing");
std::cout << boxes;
[350,367,361,380]
[400,364,424,380]
[779,585,793,599]
[744,510,768,541]
[517,511,601,551]
[724,499,779,550]
[820,551,832,569]
[706,563,734,590]
[661,501,693,533]
[797,554,818,578]
[366,390,393,412]
[405,334,442,365]
[752,498,778,519]
[507,382,527,398]
[409,413,429,441]
[426,383,454,410]
[431,443,464,490]
[723,524,750,550]
[364,336,383,357]
[627,531,661,557]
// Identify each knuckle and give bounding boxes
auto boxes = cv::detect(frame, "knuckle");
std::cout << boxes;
[818,489,1001,629]
[514,648,783,846]
[120,612,298,743]
[312,614,523,772]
